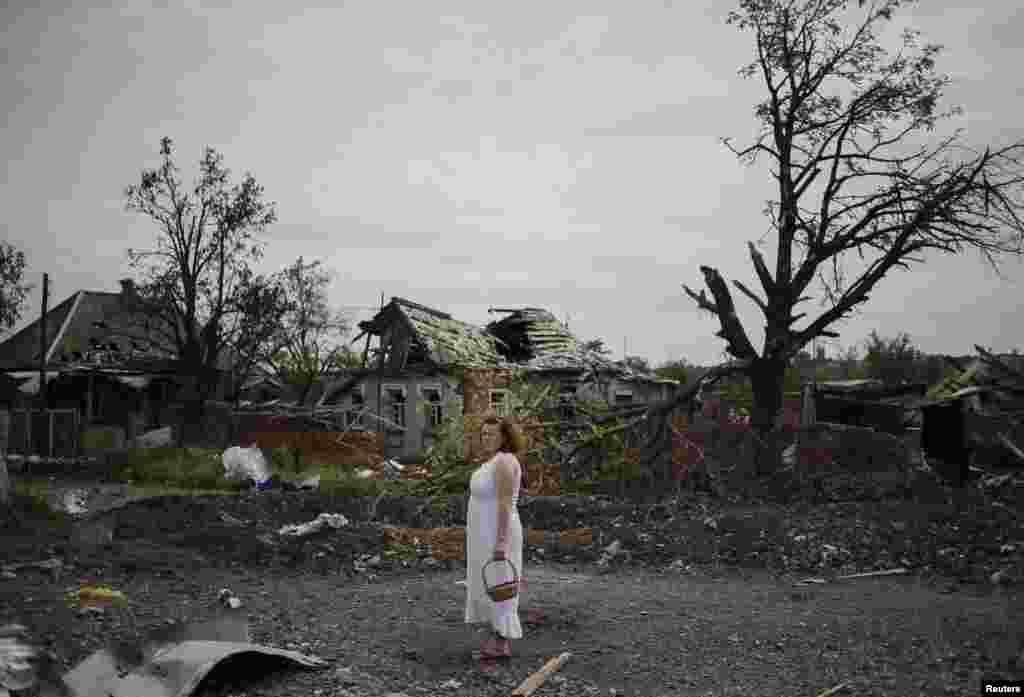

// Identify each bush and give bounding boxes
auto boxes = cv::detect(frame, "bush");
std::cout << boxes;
[269,445,303,473]
[319,471,386,498]
[111,447,230,490]
[562,478,594,496]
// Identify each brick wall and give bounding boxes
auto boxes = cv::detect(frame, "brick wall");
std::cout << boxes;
[461,367,560,495]
[461,367,516,464]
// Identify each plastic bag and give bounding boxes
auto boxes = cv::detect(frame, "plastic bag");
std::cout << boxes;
[222,446,270,485]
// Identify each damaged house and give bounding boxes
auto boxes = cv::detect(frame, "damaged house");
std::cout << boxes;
[318,297,677,459]
[920,350,1024,485]
[0,279,234,454]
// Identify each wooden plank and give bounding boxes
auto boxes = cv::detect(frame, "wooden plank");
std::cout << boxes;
[511,652,571,697]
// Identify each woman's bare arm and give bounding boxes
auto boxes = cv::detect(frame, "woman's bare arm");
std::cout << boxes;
[492,453,519,560]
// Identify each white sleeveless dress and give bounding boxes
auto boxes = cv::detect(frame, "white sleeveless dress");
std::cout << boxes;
[464,453,523,639]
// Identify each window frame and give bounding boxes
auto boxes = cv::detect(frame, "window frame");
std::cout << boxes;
[346,387,366,427]
[489,388,511,417]
[382,384,408,428]
[420,384,444,428]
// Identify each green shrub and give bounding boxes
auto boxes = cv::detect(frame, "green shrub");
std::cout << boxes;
[320,471,386,498]
[562,477,595,496]
[112,447,229,490]
[269,446,303,473]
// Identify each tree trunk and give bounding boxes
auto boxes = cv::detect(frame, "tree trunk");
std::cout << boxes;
[0,457,10,510]
[749,357,786,476]
[0,407,9,509]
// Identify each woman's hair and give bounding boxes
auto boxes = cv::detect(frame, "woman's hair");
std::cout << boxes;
[482,416,529,488]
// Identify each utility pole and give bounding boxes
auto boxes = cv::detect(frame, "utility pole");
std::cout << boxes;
[377,292,384,436]
[38,273,49,410]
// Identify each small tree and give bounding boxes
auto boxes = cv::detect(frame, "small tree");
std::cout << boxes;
[655,359,691,384]
[622,355,652,373]
[268,257,351,406]
[681,0,1024,452]
[863,330,920,384]
[125,137,277,442]
[0,242,30,334]
[0,242,31,508]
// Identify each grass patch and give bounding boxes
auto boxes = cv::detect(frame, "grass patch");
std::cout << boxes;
[11,478,69,524]
[111,447,228,490]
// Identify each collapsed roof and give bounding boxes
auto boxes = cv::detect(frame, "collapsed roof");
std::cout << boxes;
[356,297,506,370]
[353,298,676,384]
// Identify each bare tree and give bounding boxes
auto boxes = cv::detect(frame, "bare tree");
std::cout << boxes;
[125,137,277,442]
[682,0,1024,447]
[267,257,351,406]
[224,273,289,407]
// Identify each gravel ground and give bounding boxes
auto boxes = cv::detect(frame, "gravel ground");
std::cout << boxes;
[2,481,1023,696]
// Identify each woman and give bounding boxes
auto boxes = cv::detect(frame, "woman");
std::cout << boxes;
[464,415,527,663]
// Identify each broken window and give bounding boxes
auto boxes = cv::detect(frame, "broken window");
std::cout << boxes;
[384,385,407,428]
[421,386,444,428]
[614,389,634,407]
[559,382,577,422]
[346,390,365,427]
[489,389,510,417]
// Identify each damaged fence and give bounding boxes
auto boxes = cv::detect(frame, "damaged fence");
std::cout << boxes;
[232,412,385,466]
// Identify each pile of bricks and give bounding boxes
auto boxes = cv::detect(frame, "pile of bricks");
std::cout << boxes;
[245,430,385,467]
[381,525,594,562]
[524,462,561,496]
[382,525,466,561]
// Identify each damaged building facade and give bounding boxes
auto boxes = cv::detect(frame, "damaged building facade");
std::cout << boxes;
[319,298,678,459]
[0,280,233,455]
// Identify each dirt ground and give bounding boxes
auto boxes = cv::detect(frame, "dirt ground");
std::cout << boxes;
[2,480,1023,697]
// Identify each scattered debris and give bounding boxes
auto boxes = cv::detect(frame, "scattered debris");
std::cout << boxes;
[836,568,909,580]
[277,513,350,537]
[512,652,572,697]
[66,584,127,610]
[60,489,89,515]
[798,568,909,585]
[219,512,247,526]
[135,426,173,449]
[597,540,622,567]
[64,640,327,697]
[298,474,321,490]
[796,578,829,586]
[218,589,243,610]
[0,624,66,695]
[383,459,403,480]
[816,681,850,697]
[440,678,462,689]
[222,445,271,487]
[2,559,63,575]
[990,570,1014,586]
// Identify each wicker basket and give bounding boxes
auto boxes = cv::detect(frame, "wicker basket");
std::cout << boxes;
[482,559,519,602]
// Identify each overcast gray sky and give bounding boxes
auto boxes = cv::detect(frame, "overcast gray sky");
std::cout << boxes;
[3,1,1022,365]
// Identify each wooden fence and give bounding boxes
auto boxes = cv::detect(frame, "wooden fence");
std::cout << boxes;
[5,408,80,457]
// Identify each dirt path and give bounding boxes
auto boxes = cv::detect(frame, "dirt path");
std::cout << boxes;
[223,563,1020,697]
[2,485,1022,696]
[10,559,1011,697]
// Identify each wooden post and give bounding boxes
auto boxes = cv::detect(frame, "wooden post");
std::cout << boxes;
[86,371,94,424]
[37,273,49,456]
[377,293,385,438]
